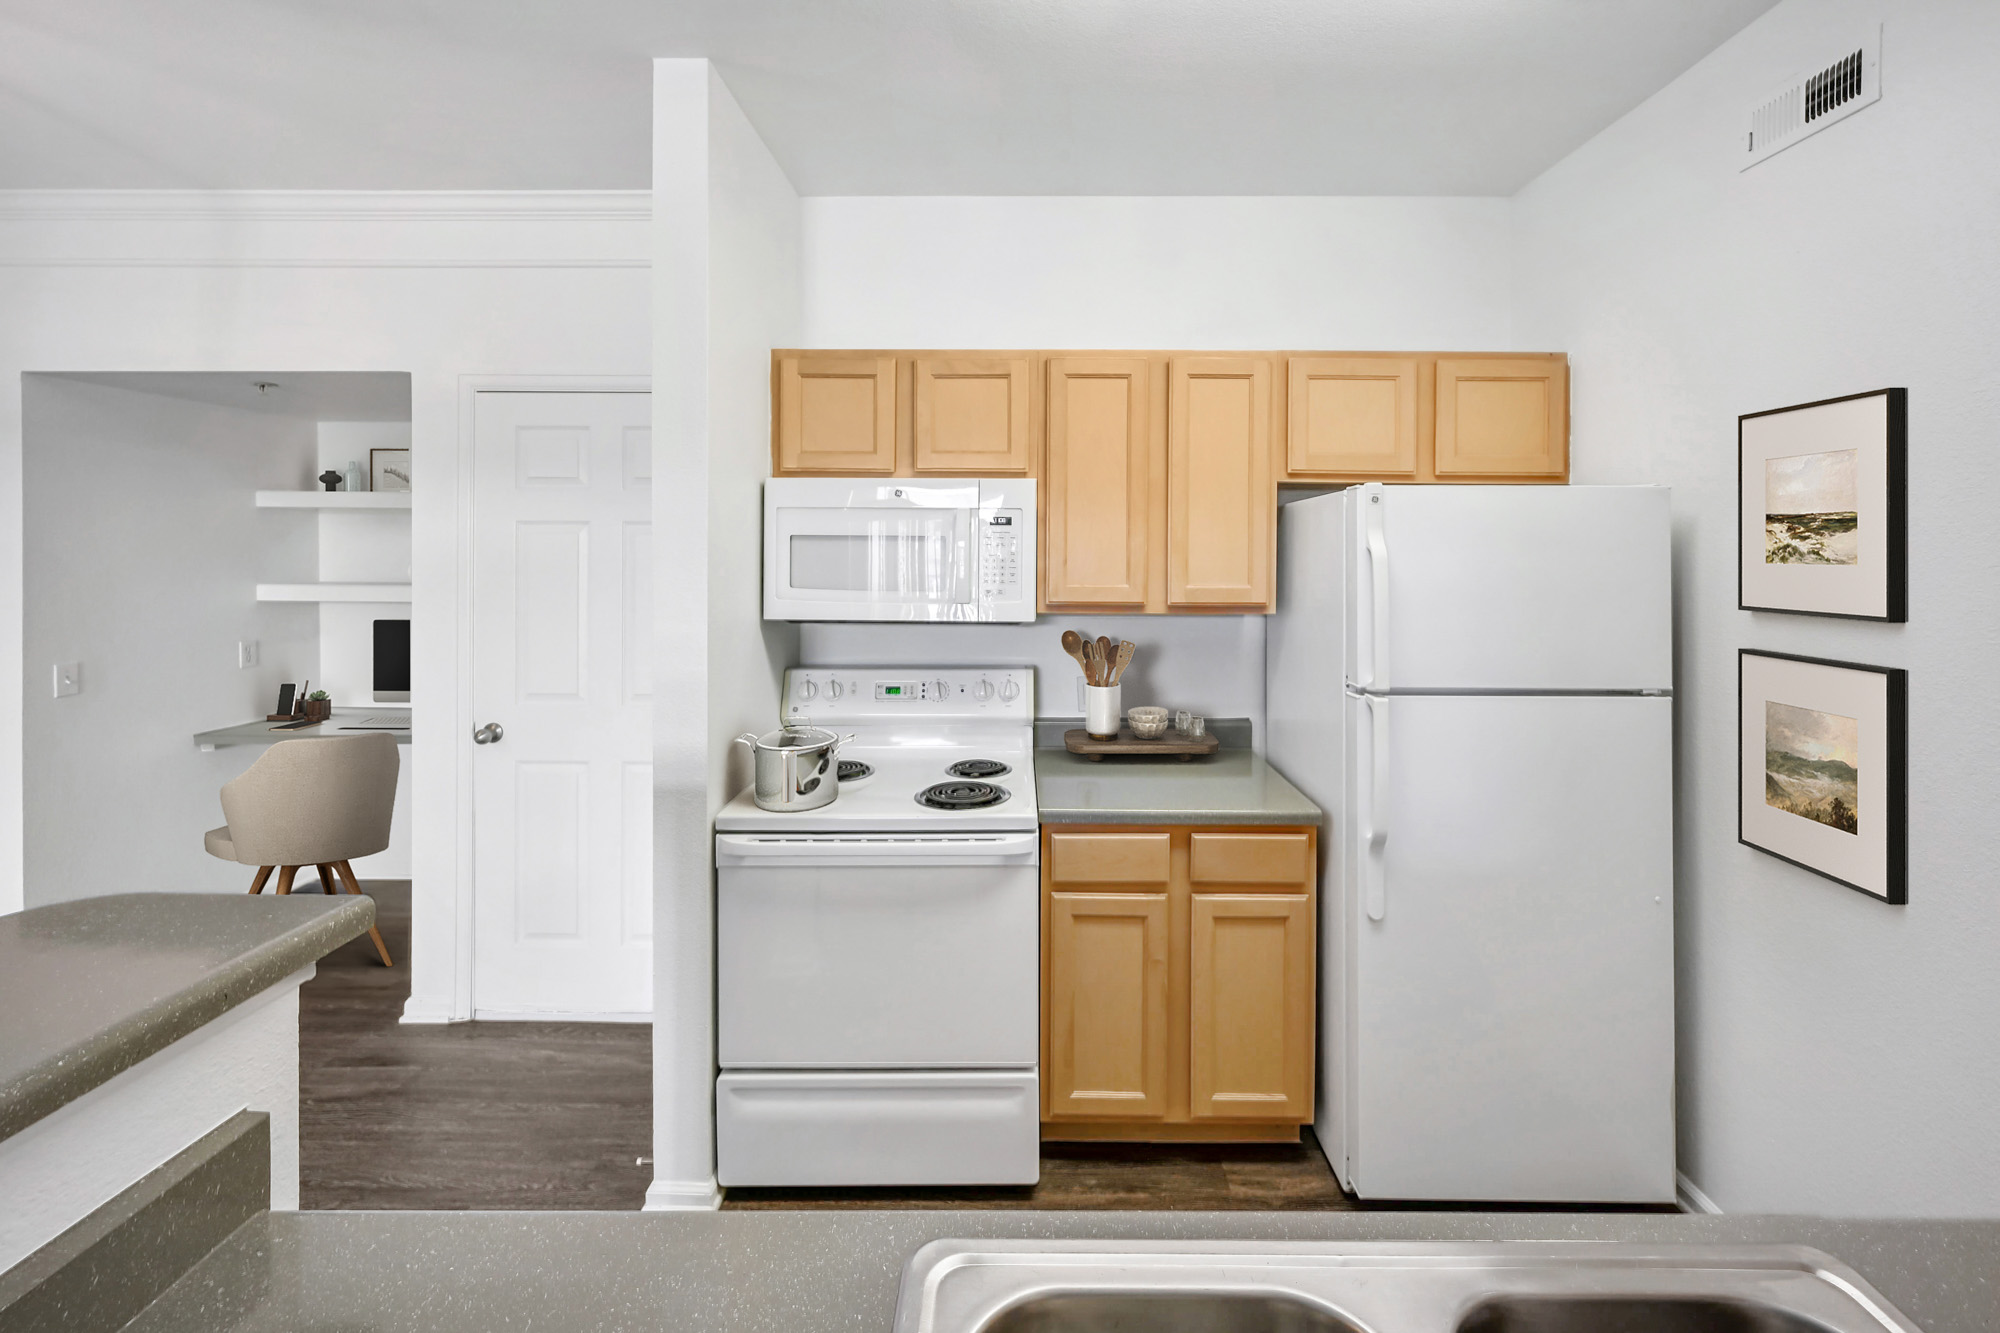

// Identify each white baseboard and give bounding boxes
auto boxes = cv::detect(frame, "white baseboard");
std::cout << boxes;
[644,1176,723,1211]
[1677,1171,1722,1214]
[398,997,459,1025]
[471,1009,651,1023]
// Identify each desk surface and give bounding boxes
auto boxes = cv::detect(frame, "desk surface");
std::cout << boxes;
[194,714,411,751]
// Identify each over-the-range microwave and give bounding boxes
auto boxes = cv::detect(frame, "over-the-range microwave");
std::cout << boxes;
[763,478,1036,622]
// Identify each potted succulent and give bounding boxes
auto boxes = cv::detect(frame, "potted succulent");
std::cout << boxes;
[302,690,332,723]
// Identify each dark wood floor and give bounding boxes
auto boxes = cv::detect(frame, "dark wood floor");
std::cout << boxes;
[304,883,1667,1213]
[300,881,653,1210]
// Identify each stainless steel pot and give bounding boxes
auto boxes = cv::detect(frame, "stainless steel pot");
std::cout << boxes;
[734,725,851,813]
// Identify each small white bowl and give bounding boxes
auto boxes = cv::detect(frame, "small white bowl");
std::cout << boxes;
[1127,706,1170,739]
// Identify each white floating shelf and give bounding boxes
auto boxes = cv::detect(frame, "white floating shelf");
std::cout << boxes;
[256,583,412,603]
[255,490,411,510]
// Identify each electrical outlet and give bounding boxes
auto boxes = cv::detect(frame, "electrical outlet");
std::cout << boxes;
[238,639,260,669]
[53,662,81,698]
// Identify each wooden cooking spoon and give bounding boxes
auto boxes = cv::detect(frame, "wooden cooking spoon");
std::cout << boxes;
[1096,637,1114,685]
[1110,640,1136,686]
[1061,628,1095,684]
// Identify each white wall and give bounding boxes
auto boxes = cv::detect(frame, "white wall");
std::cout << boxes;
[649,60,802,1210]
[799,195,1519,720]
[1511,0,2000,1214]
[0,193,650,1015]
[21,377,319,902]
[801,196,1515,351]
[315,420,413,709]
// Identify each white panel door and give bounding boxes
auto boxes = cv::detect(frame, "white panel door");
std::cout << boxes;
[472,392,652,1018]
[1355,485,1672,692]
[1348,693,1675,1202]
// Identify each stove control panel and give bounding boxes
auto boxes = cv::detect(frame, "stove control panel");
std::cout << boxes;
[783,667,1034,724]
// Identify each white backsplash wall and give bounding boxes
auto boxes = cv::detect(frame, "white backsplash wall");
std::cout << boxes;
[798,616,1266,739]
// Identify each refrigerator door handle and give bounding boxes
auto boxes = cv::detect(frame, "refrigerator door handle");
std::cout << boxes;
[1363,489,1390,691]
[1364,693,1389,921]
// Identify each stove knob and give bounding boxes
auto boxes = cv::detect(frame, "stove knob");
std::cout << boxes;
[826,679,844,700]
[998,678,1021,702]
[933,678,951,700]
[973,678,994,701]
[796,677,818,701]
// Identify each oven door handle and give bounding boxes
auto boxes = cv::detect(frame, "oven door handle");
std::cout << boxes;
[716,831,1040,865]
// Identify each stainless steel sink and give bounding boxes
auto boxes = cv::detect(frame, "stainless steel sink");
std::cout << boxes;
[893,1241,1924,1333]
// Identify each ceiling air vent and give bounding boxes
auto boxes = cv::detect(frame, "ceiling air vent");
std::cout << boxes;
[1742,26,1881,170]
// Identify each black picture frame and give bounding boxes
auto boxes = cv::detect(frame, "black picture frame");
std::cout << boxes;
[1739,649,1907,904]
[1738,387,1906,622]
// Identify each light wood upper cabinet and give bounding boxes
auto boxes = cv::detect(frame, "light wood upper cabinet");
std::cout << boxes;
[774,355,897,474]
[1286,357,1419,477]
[1189,894,1314,1121]
[1168,357,1273,609]
[1045,891,1171,1119]
[1434,357,1568,477]
[913,357,1033,474]
[1045,358,1152,608]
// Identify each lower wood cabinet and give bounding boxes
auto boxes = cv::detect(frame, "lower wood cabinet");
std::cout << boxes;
[1041,825,1317,1141]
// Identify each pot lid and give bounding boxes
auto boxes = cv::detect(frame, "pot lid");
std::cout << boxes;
[745,725,839,751]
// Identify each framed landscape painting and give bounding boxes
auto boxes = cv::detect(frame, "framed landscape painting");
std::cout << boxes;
[1739,388,1906,621]
[1739,649,1907,904]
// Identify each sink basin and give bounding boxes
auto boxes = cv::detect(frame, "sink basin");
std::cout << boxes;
[894,1241,1921,1333]
[1459,1296,1842,1332]
[985,1292,1366,1333]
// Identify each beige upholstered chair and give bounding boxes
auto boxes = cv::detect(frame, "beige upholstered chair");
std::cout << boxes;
[204,733,398,967]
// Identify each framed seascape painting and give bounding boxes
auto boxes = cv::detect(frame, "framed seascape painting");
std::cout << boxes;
[1739,650,1907,904]
[1739,388,1905,621]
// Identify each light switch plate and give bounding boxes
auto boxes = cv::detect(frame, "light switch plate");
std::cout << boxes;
[238,639,260,668]
[53,662,81,698]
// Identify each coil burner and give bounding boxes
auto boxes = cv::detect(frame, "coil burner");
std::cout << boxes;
[916,781,1009,810]
[837,760,874,782]
[946,759,1011,779]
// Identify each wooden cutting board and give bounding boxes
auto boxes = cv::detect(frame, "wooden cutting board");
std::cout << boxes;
[1063,728,1221,762]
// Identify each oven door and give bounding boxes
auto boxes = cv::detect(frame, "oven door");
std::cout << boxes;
[715,832,1040,1068]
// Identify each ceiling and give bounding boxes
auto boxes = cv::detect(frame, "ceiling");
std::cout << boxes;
[0,0,1777,196]
[46,373,413,421]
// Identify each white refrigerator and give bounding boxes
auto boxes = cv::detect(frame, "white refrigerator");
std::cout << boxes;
[1267,484,1676,1204]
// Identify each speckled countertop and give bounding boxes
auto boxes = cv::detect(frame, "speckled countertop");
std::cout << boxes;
[123,1209,1999,1333]
[1035,718,1322,826]
[0,893,373,1142]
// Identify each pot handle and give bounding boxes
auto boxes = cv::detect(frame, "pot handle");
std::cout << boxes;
[831,732,856,757]
[733,732,759,750]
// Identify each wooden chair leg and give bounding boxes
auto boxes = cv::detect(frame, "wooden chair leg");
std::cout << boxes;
[315,864,337,895]
[274,865,298,896]
[333,860,394,969]
[247,865,274,895]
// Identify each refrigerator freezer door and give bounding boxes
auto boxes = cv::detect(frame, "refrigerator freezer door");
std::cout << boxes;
[1348,694,1675,1202]
[1359,485,1671,692]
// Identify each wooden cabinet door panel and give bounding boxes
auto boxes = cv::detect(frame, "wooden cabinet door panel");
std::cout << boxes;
[1188,832,1312,887]
[1434,358,1568,477]
[775,356,897,473]
[1046,891,1171,1119]
[1046,358,1151,607]
[1286,357,1419,476]
[1169,357,1273,608]
[1049,831,1172,886]
[914,357,1032,474]
[1189,894,1313,1120]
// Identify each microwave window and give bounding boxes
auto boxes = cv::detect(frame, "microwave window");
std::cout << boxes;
[788,532,955,596]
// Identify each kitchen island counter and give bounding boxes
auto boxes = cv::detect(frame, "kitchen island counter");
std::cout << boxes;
[121,1208,1998,1333]
[1035,720,1321,826]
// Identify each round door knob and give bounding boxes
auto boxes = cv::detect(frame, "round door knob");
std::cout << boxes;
[473,722,504,745]
[797,678,818,701]
[827,679,844,699]
[973,679,994,701]
[998,679,1021,702]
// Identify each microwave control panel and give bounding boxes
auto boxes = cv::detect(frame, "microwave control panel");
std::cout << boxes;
[980,510,1025,604]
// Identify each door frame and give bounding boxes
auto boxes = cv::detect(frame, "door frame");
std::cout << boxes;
[432,375,651,1023]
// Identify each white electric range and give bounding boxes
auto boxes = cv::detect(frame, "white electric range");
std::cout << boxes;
[714,667,1040,1188]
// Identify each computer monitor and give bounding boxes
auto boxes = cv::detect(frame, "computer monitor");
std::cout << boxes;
[372,619,411,703]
